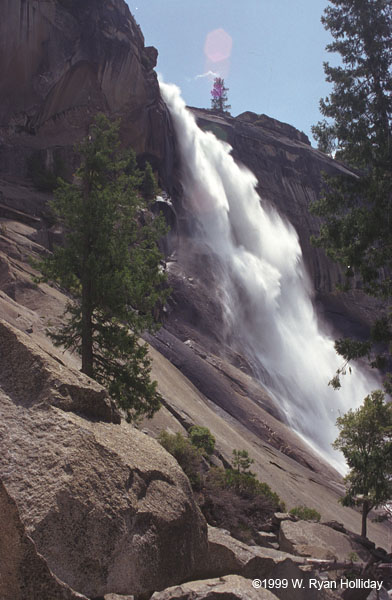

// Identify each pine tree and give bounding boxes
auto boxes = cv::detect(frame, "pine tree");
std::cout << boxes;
[38,114,169,421]
[141,161,158,201]
[210,77,231,113]
[232,449,254,474]
[311,0,392,392]
[333,390,392,538]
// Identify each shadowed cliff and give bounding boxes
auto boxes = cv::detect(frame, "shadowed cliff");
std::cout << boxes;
[0,0,175,188]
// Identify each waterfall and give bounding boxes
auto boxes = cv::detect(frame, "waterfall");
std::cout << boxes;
[160,81,378,471]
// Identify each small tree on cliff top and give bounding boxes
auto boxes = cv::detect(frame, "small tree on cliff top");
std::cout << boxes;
[211,77,231,113]
[37,114,168,421]
[333,390,392,538]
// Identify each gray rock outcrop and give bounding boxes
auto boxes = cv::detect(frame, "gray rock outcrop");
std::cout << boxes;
[279,520,372,562]
[151,575,279,600]
[0,320,208,598]
[0,318,120,423]
[205,526,324,600]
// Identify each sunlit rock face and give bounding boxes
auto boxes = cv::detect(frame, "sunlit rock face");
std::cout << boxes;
[0,0,174,186]
[0,320,208,598]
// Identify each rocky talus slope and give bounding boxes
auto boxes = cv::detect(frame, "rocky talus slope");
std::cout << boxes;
[0,181,390,600]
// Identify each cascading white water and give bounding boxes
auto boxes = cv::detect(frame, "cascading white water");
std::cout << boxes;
[160,81,378,471]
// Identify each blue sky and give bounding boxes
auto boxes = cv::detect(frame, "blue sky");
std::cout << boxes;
[126,1,335,144]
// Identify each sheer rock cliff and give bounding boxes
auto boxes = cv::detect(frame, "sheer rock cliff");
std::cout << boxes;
[0,0,175,187]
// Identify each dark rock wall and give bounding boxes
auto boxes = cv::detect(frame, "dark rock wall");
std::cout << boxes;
[0,0,175,187]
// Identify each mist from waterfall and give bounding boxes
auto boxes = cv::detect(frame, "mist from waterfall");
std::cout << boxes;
[160,81,378,471]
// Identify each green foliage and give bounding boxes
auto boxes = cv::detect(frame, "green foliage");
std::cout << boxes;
[210,77,231,113]
[158,431,203,488]
[314,0,392,169]
[348,552,359,563]
[311,120,336,155]
[311,0,392,392]
[224,470,281,505]
[289,506,321,522]
[333,390,392,537]
[201,465,282,543]
[232,449,254,474]
[36,114,169,421]
[189,426,216,456]
[206,459,281,506]
[159,434,283,543]
[328,338,372,390]
[141,162,158,201]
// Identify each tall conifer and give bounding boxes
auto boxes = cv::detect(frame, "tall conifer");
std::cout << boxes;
[38,115,168,421]
[311,0,392,391]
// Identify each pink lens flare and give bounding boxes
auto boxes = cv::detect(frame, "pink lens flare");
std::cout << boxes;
[204,28,233,63]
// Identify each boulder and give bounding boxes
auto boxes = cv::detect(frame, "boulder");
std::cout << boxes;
[205,526,324,600]
[272,513,295,527]
[340,583,390,600]
[150,575,279,600]
[322,521,346,534]
[0,321,208,598]
[0,318,120,424]
[365,589,390,600]
[0,480,87,600]
[104,595,134,600]
[206,525,301,578]
[279,521,371,562]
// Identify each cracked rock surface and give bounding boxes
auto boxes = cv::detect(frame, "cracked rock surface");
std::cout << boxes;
[0,320,207,598]
[0,480,87,600]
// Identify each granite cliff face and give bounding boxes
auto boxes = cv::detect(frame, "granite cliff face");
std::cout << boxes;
[0,0,174,186]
